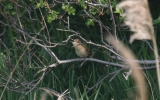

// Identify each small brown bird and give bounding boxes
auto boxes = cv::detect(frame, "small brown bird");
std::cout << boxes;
[72,39,92,57]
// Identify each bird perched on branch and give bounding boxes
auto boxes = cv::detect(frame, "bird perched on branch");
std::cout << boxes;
[72,39,92,57]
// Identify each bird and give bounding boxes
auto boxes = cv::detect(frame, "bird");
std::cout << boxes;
[72,39,92,57]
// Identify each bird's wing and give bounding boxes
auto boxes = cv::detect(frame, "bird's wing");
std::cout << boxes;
[83,44,92,56]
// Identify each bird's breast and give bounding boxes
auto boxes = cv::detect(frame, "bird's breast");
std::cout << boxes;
[75,46,88,57]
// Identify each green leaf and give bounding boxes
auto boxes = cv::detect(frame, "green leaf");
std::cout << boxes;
[153,16,160,25]
[47,10,60,23]
[86,19,94,26]
[11,11,16,16]
[36,1,48,8]
[91,8,98,15]
[36,3,41,8]
[62,4,76,15]
[6,3,13,9]
[114,6,123,16]
[79,0,87,9]
[62,4,69,10]
[68,6,76,15]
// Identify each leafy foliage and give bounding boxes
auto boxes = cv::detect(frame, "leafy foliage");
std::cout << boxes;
[86,19,95,26]
[62,4,76,15]
[47,10,60,23]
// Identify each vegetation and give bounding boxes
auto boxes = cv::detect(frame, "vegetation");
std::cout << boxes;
[0,0,160,100]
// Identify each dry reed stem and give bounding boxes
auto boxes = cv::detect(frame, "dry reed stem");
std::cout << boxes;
[105,35,147,100]
[118,0,160,91]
